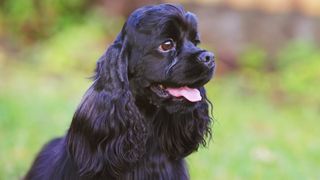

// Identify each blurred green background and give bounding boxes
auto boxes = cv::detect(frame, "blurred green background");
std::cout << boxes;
[0,0,319,179]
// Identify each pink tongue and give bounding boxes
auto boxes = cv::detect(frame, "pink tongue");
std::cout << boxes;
[166,86,202,102]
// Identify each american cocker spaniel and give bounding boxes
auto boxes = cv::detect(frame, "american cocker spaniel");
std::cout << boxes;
[25,3,215,180]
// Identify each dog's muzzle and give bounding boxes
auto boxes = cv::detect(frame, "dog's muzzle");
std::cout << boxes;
[197,51,215,69]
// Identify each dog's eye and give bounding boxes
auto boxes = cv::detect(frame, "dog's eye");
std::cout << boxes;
[159,39,175,52]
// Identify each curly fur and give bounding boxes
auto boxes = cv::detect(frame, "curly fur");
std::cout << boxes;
[25,4,215,180]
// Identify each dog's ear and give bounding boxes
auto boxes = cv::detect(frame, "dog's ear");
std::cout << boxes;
[156,87,212,159]
[185,12,198,28]
[185,12,200,41]
[66,25,147,178]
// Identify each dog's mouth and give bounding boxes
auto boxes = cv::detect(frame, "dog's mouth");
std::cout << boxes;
[150,84,202,102]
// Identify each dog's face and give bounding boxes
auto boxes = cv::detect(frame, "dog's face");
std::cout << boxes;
[124,4,215,112]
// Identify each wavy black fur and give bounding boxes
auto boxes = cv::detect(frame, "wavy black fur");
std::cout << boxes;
[25,4,215,180]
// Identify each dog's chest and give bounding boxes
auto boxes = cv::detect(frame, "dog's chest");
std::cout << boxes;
[123,152,189,180]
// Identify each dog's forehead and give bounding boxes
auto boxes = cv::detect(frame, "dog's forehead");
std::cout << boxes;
[159,12,199,41]
[128,4,185,25]
[126,4,198,36]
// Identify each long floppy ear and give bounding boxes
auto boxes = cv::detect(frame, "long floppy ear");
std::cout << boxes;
[156,87,212,159]
[66,27,147,178]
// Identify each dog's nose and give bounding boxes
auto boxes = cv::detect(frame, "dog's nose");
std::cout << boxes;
[197,51,215,68]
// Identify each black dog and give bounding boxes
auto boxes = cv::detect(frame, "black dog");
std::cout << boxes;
[25,4,215,180]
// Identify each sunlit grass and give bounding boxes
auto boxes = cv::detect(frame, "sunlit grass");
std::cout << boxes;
[1,25,320,179]
[188,78,320,180]
[0,65,90,179]
[1,66,319,179]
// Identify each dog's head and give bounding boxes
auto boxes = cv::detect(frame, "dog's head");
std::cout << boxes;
[67,4,213,178]
[123,4,215,112]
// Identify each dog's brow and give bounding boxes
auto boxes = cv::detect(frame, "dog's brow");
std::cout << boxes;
[161,21,181,40]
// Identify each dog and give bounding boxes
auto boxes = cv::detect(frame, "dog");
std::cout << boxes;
[25,4,215,180]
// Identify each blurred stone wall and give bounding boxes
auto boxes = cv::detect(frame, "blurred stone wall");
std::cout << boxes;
[185,4,320,72]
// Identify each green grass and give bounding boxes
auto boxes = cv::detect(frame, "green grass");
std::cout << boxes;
[0,66,90,179]
[1,22,319,179]
[1,64,319,179]
[188,78,320,180]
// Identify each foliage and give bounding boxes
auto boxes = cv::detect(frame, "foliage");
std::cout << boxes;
[277,41,320,104]
[239,45,267,71]
[0,0,98,43]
